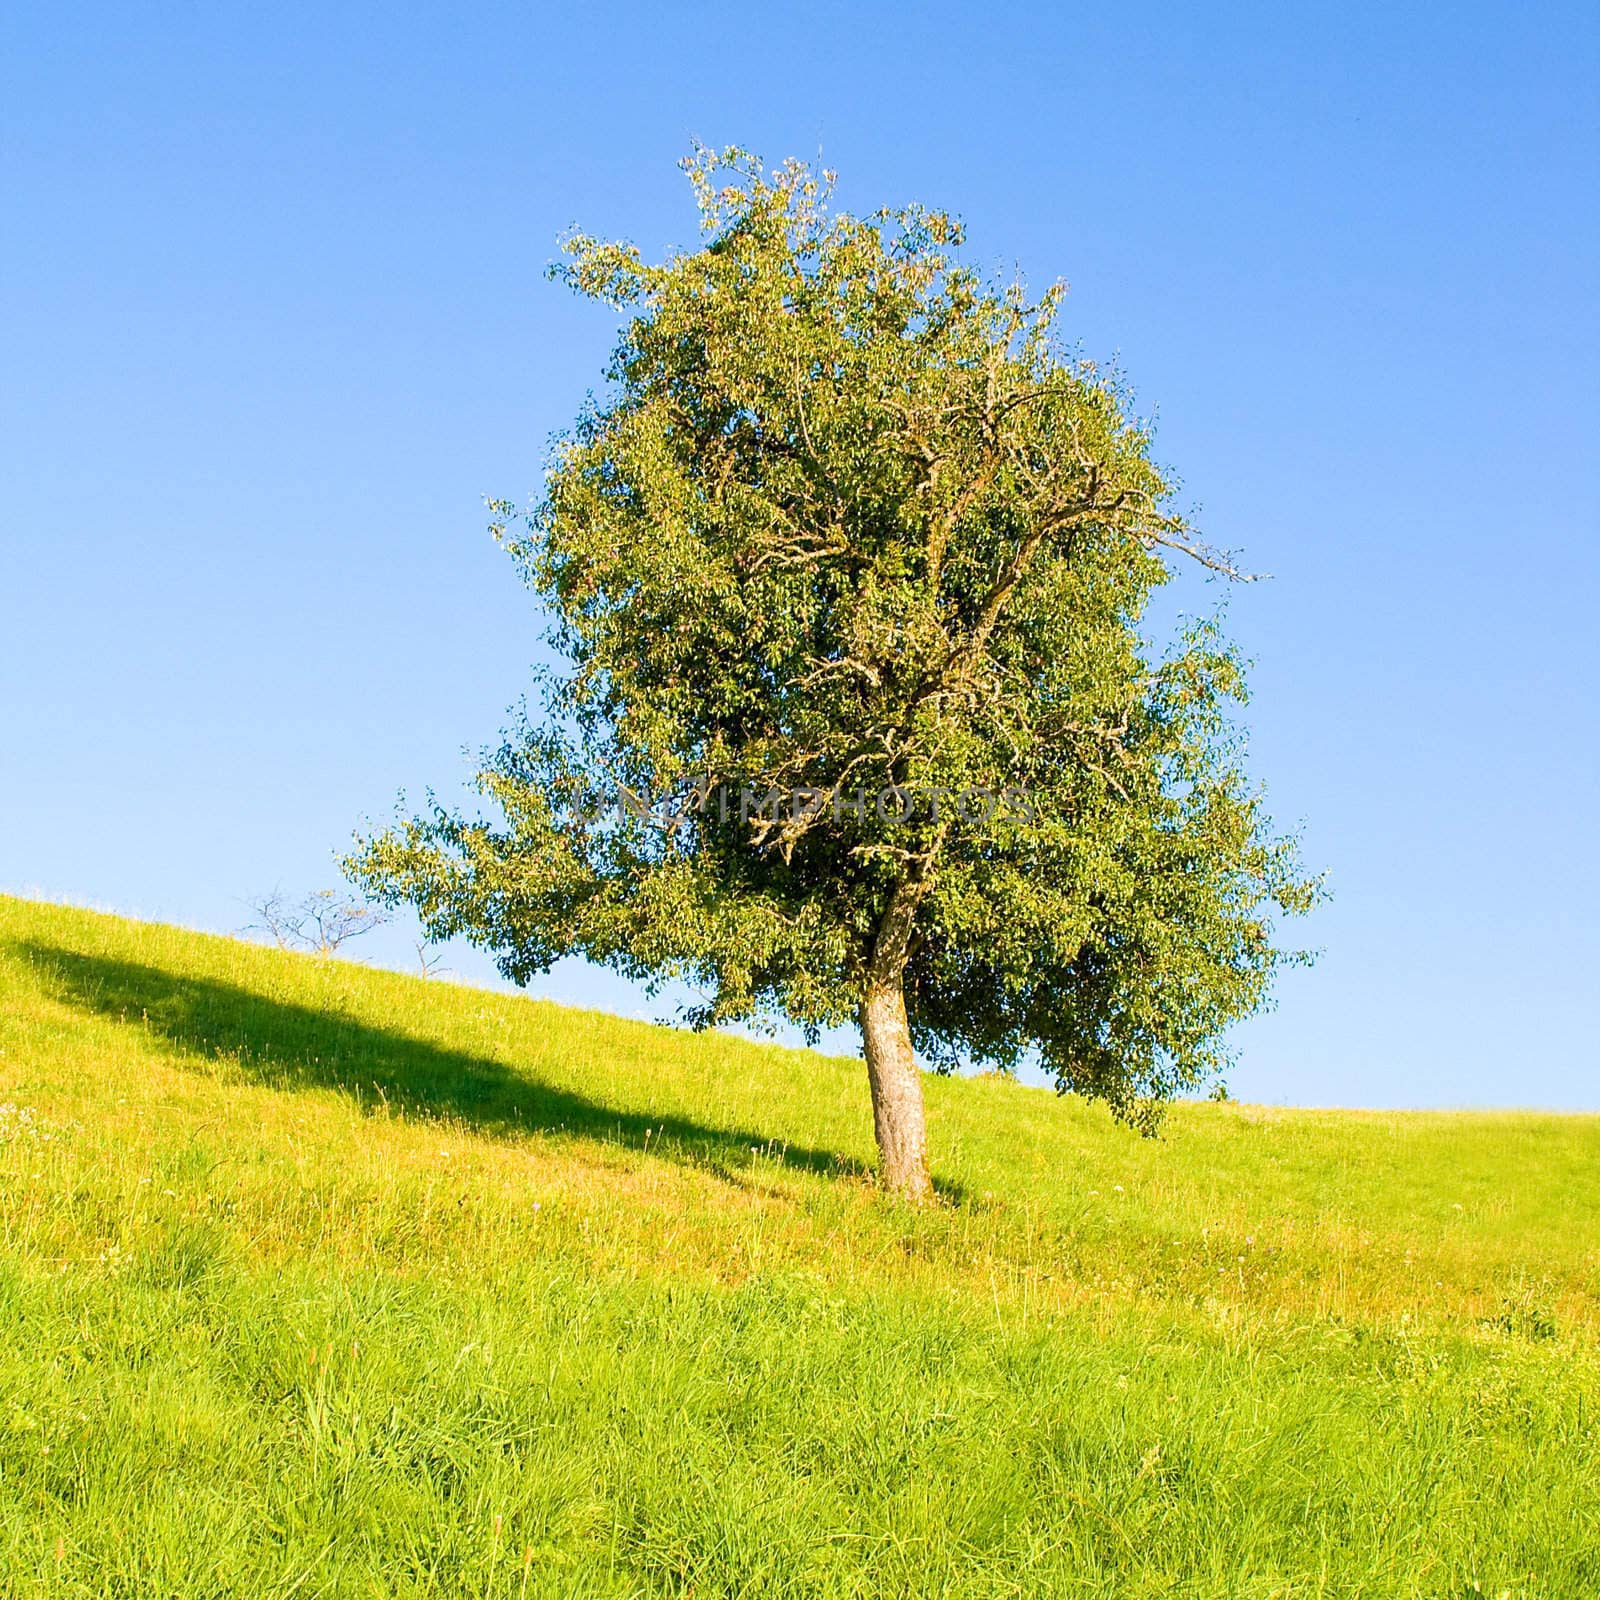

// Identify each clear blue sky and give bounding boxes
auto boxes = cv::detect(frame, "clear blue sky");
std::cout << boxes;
[5,1,1596,1108]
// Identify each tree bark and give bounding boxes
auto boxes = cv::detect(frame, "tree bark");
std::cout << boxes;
[858,978,933,1200]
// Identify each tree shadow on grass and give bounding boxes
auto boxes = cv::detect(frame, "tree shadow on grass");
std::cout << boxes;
[17,940,875,1187]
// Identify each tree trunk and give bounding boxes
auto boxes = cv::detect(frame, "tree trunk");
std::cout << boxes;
[858,978,933,1200]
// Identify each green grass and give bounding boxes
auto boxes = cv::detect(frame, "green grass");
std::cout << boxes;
[0,893,1595,1598]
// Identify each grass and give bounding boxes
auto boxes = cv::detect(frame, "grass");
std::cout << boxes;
[0,892,1595,1598]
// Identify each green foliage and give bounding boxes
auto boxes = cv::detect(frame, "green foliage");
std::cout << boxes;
[350,147,1318,1123]
[1,897,1595,1598]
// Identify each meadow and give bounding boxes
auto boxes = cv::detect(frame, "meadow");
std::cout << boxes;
[0,893,1594,1597]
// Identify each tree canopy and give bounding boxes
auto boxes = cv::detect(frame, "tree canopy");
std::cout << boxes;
[349,147,1317,1194]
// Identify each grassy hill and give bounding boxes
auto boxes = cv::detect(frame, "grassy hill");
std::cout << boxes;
[0,894,1594,1597]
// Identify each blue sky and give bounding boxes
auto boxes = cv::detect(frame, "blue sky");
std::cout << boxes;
[5,1,1596,1108]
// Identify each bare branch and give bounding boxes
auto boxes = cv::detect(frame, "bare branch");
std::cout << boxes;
[243,889,391,957]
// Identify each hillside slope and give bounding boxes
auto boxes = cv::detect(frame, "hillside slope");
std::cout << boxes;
[0,894,1595,1597]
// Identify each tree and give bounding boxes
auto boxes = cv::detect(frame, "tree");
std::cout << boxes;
[413,938,451,980]
[348,148,1317,1198]
[245,888,390,957]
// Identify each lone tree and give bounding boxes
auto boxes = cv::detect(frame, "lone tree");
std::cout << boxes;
[349,148,1316,1198]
